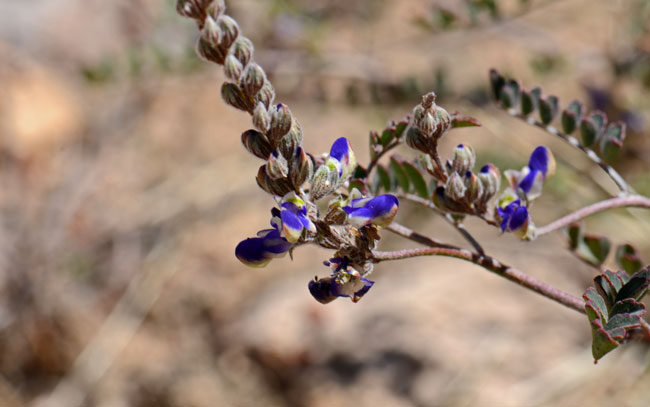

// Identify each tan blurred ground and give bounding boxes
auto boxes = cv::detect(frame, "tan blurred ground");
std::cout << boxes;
[0,0,649,406]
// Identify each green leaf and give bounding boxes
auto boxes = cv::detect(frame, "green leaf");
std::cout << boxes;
[583,234,610,265]
[600,122,626,162]
[390,157,410,193]
[402,162,429,198]
[451,115,481,128]
[520,90,535,116]
[567,223,583,250]
[561,110,577,134]
[538,95,559,125]
[615,244,643,275]
[375,165,392,192]
[348,179,367,195]
[380,125,396,147]
[489,69,505,100]
[499,80,520,109]
[614,267,650,303]
[394,117,410,139]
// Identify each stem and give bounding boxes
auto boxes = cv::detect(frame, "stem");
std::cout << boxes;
[366,140,400,177]
[535,195,650,237]
[387,222,459,250]
[506,109,632,194]
[372,247,586,313]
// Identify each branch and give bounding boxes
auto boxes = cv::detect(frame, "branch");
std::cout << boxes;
[506,109,632,194]
[535,195,650,237]
[387,222,459,250]
[366,140,400,177]
[372,247,586,314]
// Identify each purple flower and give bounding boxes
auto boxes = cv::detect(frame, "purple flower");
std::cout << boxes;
[329,137,356,178]
[497,199,529,233]
[235,228,292,267]
[344,194,399,227]
[505,146,555,201]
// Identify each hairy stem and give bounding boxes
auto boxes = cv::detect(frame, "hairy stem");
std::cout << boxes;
[535,195,650,237]
[506,109,632,194]
[372,247,586,313]
[387,222,459,250]
[366,140,401,176]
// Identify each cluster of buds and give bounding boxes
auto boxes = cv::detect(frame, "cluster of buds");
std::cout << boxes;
[495,146,556,238]
[430,144,501,215]
[406,92,452,155]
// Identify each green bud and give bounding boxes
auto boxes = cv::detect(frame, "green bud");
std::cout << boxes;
[221,82,252,112]
[231,37,254,67]
[278,119,303,158]
[241,129,273,159]
[224,54,243,81]
[217,15,239,49]
[255,82,275,109]
[242,63,266,99]
[445,172,466,201]
[451,144,475,174]
[196,37,226,65]
[252,102,271,133]
[418,153,434,174]
[310,163,340,201]
[268,103,293,145]
[266,151,289,180]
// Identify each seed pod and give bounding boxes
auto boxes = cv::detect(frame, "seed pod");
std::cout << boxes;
[241,129,273,159]
[224,54,243,81]
[217,15,239,49]
[266,151,289,180]
[221,82,251,112]
[256,82,275,109]
[252,102,271,133]
[231,36,254,67]
[451,144,476,174]
[268,103,293,145]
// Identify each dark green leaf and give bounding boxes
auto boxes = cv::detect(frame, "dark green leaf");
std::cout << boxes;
[561,110,577,134]
[489,69,505,100]
[567,223,582,250]
[615,244,643,275]
[610,298,645,317]
[390,157,410,193]
[614,267,650,303]
[600,122,626,162]
[375,165,392,192]
[583,234,610,265]
[348,179,367,195]
[538,95,559,125]
[402,162,430,198]
[352,165,367,179]
[380,126,396,147]
[520,90,535,116]
[394,117,410,139]
[451,115,481,128]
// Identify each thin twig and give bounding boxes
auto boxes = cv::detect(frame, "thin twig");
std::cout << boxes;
[535,195,650,237]
[372,247,586,313]
[387,222,459,250]
[366,140,401,176]
[506,109,632,194]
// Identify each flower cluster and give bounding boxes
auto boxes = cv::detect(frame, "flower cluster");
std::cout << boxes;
[496,146,556,238]
[308,258,374,304]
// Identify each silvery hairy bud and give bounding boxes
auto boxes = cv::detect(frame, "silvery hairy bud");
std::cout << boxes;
[241,129,273,159]
[206,0,226,19]
[451,144,476,174]
[196,37,226,65]
[405,126,429,154]
[445,172,466,202]
[418,153,435,175]
[217,15,239,49]
[278,120,303,158]
[242,63,266,99]
[224,54,243,81]
[464,171,484,204]
[201,15,221,44]
[231,37,254,67]
[266,151,289,180]
[268,103,293,145]
[413,92,451,140]
[290,147,313,188]
[310,163,340,201]
[252,102,271,133]
[177,0,212,19]
[256,82,275,109]
[256,165,294,196]
[478,163,501,203]
[221,82,252,112]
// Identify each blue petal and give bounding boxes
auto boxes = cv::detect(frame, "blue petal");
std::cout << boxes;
[508,206,529,231]
[363,194,399,218]
[518,169,539,194]
[281,209,304,243]
[352,278,374,301]
[329,137,350,162]
[528,146,550,175]
[308,278,337,304]
[235,237,271,267]
[261,229,292,255]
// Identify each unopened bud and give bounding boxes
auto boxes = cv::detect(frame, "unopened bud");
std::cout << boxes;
[177,0,211,19]
[266,151,289,180]
[231,37,254,67]
[310,163,340,201]
[201,15,221,44]
[256,165,294,196]
[242,63,266,99]
[268,103,293,145]
[217,15,239,49]
[221,82,252,112]
[256,82,275,109]
[196,37,226,64]
[451,144,476,174]
[464,171,484,204]
[206,0,226,19]
[418,154,434,174]
[252,102,271,133]
[279,120,303,158]
[241,129,273,159]
[445,172,466,201]
[290,147,313,187]
[478,163,501,202]
[405,126,429,154]
[224,54,243,81]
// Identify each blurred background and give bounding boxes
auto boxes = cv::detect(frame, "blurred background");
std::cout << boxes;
[0,0,650,406]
